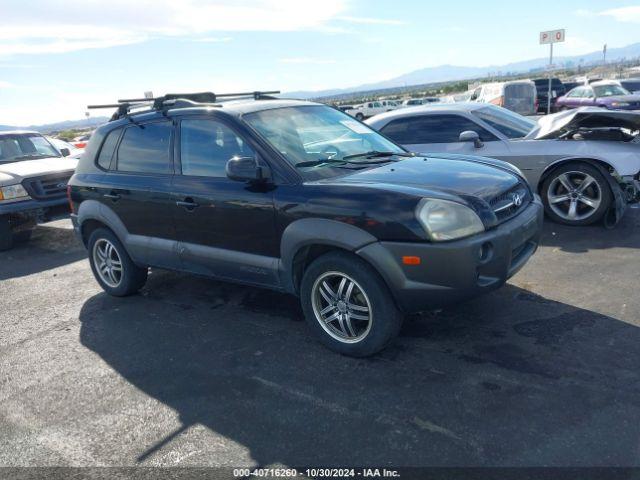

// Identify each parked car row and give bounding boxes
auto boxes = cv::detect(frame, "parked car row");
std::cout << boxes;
[3,90,639,357]
[344,97,440,120]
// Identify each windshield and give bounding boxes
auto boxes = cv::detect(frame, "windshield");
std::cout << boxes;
[0,134,61,164]
[593,84,630,97]
[243,105,405,179]
[471,105,536,139]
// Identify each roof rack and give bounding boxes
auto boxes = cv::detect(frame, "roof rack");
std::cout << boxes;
[87,90,281,121]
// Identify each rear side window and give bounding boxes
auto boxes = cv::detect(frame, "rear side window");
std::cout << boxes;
[116,122,172,174]
[381,115,496,144]
[96,129,121,170]
[180,119,253,177]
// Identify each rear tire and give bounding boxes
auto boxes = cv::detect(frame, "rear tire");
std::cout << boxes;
[87,228,147,296]
[355,113,364,121]
[300,251,403,357]
[0,215,13,251]
[541,162,612,226]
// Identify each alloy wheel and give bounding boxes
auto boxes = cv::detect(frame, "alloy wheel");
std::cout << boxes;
[311,271,372,343]
[547,171,602,222]
[92,238,123,288]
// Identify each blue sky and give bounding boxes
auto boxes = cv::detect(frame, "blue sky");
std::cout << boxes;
[1,0,640,125]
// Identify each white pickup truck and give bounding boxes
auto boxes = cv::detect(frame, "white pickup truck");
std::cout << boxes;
[346,100,399,120]
[0,131,78,250]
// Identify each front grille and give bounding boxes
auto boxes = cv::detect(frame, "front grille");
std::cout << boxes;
[490,183,531,222]
[22,172,73,200]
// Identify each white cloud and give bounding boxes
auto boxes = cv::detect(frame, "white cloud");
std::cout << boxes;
[598,6,640,23]
[336,16,406,25]
[0,81,14,88]
[577,6,640,23]
[0,0,349,56]
[278,57,337,65]
[191,37,233,43]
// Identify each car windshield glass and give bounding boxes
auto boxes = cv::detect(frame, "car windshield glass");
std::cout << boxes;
[243,105,405,179]
[471,106,536,139]
[593,84,630,97]
[622,81,640,92]
[0,134,61,164]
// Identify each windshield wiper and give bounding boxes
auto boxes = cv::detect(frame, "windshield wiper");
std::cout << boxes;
[295,158,350,168]
[295,155,407,169]
[342,150,414,160]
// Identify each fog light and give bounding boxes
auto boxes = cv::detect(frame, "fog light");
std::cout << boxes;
[479,242,493,262]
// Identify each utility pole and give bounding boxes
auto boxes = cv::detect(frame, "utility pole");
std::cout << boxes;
[603,44,607,65]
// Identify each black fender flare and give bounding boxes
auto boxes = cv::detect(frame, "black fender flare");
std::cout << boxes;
[76,199,130,244]
[278,218,378,293]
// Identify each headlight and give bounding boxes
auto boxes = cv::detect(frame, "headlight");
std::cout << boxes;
[0,184,30,202]
[612,102,630,107]
[416,198,485,241]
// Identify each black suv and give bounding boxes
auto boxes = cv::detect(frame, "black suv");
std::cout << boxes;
[69,92,543,356]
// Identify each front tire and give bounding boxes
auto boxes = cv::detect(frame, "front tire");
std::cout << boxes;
[300,251,403,357]
[0,215,13,251]
[541,162,612,226]
[87,228,148,296]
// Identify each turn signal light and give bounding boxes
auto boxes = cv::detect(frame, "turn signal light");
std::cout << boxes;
[402,256,421,265]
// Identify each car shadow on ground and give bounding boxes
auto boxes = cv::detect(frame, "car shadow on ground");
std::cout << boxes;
[78,271,640,467]
[0,222,85,280]
[539,206,640,253]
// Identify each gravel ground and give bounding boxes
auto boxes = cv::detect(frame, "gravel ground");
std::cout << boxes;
[0,209,639,468]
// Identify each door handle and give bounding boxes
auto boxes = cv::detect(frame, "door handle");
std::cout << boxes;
[176,198,199,210]
[103,192,120,201]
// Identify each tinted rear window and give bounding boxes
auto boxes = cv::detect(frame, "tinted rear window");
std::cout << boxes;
[116,122,172,174]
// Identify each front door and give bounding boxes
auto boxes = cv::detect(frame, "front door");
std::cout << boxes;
[171,116,279,288]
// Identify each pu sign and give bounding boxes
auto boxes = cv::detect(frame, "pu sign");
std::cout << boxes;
[540,29,565,45]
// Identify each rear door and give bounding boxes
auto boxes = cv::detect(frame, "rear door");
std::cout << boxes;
[171,115,279,287]
[379,113,509,158]
[99,120,180,268]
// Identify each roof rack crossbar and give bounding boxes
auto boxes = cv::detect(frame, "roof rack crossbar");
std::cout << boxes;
[89,90,281,121]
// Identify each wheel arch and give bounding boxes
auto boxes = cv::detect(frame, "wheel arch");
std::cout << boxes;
[76,200,130,248]
[536,157,617,194]
[279,218,379,294]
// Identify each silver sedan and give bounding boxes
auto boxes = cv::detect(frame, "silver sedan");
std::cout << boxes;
[367,104,640,226]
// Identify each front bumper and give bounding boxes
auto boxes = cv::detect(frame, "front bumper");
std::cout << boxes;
[357,198,544,313]
[0,197,71,230]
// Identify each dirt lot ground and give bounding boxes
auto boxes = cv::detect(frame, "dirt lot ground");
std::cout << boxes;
[1,209,639,468]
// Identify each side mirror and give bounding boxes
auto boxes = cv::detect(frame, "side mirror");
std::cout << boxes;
[60,147,71,157]
[226,155,271,183]
[459,130,483,148]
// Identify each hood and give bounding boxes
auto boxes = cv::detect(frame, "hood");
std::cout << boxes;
[527,107,640,140]
[0,156,78,186]
[316,155,522,206]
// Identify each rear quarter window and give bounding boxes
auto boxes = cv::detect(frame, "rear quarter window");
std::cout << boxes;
[96,128,121,170]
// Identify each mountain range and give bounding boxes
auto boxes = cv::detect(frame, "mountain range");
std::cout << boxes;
[0,116,110,134]
[287,42,640,99]
[3,42,640,128]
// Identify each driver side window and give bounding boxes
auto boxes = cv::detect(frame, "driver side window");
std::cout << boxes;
[381,114,497,144]
[179,119,253,177]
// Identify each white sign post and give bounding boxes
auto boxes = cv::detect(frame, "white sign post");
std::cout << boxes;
[539,29,565,114]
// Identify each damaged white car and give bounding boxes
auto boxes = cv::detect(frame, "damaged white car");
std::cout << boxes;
[367,104,640,227]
